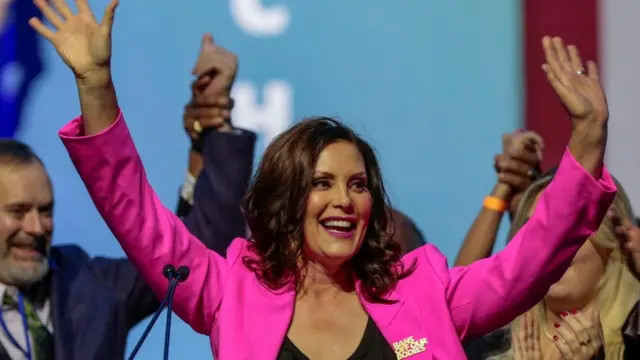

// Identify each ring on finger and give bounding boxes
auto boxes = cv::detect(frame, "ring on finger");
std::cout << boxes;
[194,120,203,133]
[576,69,585,75]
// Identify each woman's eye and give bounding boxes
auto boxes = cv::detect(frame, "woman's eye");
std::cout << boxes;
[350,181,367,192]
[312,179,331,189]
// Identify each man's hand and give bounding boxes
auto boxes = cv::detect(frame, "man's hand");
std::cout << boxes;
[183,80,234,142]
[192,33,238,98]
[184,34,239,145]
[494,130,543,191]
[493,130,543,213]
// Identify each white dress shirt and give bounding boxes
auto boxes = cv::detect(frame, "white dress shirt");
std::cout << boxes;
[180,171,197,205]
[0,284,53,360]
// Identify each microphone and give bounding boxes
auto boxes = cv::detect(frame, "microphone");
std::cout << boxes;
[163,264,176,279]
[162,266,189,360]
[176,266,190,282]
[127,264,189,360]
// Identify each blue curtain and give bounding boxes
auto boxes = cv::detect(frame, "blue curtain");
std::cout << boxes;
[0,0,43,138]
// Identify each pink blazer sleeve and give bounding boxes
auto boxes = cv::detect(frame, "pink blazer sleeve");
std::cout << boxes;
[436,149,616,340]
[59,112,236,334]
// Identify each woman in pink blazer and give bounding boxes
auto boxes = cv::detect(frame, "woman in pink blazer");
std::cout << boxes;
[30,1,615,359]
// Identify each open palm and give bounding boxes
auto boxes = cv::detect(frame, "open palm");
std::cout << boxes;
[513,311,542,360]
[29,0,118,80]
[541,36,609,126]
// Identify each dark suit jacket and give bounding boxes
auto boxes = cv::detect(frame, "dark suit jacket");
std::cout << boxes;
[0,129,255,360]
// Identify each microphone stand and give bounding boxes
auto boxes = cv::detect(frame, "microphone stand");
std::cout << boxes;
[127,264,189,360]
[163,266,189,360]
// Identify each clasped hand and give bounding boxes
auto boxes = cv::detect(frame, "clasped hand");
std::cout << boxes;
[513,309,603,360]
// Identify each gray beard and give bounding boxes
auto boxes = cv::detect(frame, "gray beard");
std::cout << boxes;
[0,258,49,287]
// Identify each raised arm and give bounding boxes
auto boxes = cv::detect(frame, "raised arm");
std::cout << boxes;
[30,0,230,334]
[177,39,255,255]
[455,130,542,266]
[442,37,615,339]
[181,128,255,255]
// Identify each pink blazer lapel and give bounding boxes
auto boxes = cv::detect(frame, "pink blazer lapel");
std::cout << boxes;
[245,278,295,360]
[359,289,433,360]
[245,279,432,359]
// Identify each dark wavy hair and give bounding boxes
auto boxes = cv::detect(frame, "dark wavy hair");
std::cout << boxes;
[241,117,414,303]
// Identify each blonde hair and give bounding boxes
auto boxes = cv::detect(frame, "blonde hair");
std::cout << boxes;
[488,174,640,359]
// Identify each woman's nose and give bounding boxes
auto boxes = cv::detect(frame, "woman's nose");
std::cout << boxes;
[331,187,354,211]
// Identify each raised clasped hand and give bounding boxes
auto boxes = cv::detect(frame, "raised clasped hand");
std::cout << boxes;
[29,0,118,86]
[191,33,239,97]
[184,77,234,140]
[541,36,608,127]
[494,130,544,191]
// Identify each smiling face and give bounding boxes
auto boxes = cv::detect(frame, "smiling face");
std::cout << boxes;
[302,141,372,268]
[0,161,53,287]
[242,117,400,295]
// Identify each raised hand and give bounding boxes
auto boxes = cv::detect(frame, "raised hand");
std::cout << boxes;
[513,310,542,360]
[191,33,238,98]
[29,0,118,85]
[494,130,543,191]
[609,208,640,279]
[493,130,543,214]
[184,77,234,141]
[541,37,608,126]
[548,309,603,359]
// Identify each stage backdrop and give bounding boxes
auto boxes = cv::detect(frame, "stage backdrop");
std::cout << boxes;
[6,0,522,358]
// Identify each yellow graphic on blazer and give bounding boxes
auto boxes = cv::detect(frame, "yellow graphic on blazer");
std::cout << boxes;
[393,336,428,359]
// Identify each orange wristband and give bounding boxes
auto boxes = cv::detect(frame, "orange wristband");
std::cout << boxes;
[483,196,507,213]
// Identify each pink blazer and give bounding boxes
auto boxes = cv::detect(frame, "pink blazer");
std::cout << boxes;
[59,113,616,360]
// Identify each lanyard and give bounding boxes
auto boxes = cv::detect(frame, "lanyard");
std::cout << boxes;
[0,293,33,360]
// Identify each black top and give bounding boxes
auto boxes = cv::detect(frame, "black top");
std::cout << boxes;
[278,317,397,360]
